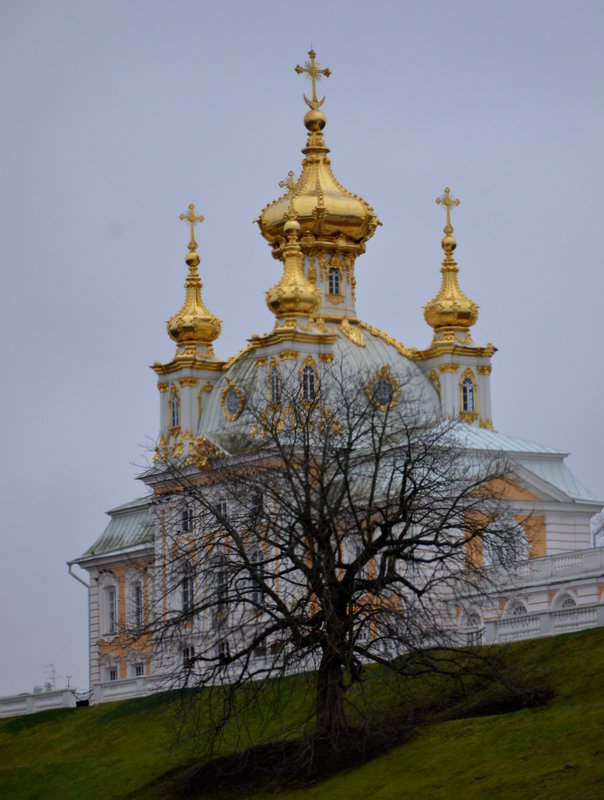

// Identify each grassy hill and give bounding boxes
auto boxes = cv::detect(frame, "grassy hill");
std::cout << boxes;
[2,628,604,799]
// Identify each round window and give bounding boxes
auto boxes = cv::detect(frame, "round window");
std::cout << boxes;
[372,377,394,407]
[225,388,240,416]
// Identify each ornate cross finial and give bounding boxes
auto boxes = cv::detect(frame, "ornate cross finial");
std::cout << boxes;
[179,203,205,250]
[279,170,299,218]
[435,187,460,234]
[295,49,331,110]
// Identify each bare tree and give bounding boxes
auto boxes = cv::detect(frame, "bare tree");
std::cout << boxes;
[147,365,525,745]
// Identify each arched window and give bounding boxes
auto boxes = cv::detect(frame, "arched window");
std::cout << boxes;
[130,582,143,632]
[462,377,475,412]
[328,267,340,295]
[560,596,577,610]
[270,366,281,403]
[503,599,528,618]
[181,504,194,533]
[170,390,180,429]
[302,365,316,401]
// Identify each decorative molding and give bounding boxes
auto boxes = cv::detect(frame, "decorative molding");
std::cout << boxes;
[221,378,245,422]
[157,383,169,393]
[279,350,299,360]
[318,352,334,363]
[178,377,199,387]
[477,365,492,375]
[340,318,365,347]
[438,362,459,373]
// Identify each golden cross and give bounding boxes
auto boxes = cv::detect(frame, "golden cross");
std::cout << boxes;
[179,203,205,250]
[295,49,331,110]
[435,187,460,233]
[279,170,300,219]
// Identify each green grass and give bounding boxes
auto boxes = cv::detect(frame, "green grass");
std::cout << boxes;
[2,629,604,799]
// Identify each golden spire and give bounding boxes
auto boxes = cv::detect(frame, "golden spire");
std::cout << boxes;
[257,49,380,260]
[295,49,331,110]
[424,187,479,338]
[167,204,221,352]
[265,205,321,326]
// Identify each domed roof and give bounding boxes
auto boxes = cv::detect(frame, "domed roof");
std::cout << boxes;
[196,325,441,447]
[257,50,381,260]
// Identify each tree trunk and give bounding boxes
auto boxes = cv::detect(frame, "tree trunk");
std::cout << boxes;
[316,648,348,742]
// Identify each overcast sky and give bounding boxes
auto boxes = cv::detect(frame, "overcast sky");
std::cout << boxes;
[1,0,603,696]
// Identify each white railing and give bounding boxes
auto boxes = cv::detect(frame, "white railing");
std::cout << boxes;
[0,689,77,718]
[482,547,604,590]
[497,612,542,642]
[552,604,598,633]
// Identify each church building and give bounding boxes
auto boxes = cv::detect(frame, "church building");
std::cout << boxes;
[70,51,603,699]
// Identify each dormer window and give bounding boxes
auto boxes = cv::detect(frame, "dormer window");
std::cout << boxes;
[328,267,340,296]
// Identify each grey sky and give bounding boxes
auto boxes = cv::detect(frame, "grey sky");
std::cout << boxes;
[1,0,602,695]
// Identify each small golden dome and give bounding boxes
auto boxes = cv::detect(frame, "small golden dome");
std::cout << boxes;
[424,188,479,334]
[167,204,222,347]
[258,50,381,259]
[266,214,321,320]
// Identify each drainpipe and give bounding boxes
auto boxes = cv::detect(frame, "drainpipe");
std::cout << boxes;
[67,561,90,589]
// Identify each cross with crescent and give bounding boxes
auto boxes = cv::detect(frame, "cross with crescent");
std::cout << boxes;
[179,203,205,250]
[435,187,460,233]
[295,49,331,110]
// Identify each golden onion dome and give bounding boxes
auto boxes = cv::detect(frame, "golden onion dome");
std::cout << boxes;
[424,188,479,333]
[167,205,222,347]
[257,50,381,258]
[266,218,321,320]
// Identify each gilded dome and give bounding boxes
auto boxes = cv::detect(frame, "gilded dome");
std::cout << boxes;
[424,188,478,334]
[167,204,221,349]
[167,248,222,346]
[257,51,381,259]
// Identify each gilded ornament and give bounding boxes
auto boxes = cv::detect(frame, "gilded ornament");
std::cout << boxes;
[340,318,365,347]
[178,377,199,387]
[157,383,169,393]
[319,352,334,363]
[477,365,492,375]
[438,362,459,373]
[479,417,495,430]
[256,356,268,366]
[189,435,224,469]
[279,350,299,360]
[356,321,414,358]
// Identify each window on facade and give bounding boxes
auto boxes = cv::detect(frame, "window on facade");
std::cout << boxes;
[217,562,228,609]
[181,505,194,533]
[511,602,528,617]
[328,267,340,295]
[270,366,281,403]
[217,498,228,519]
[133,583,143,631]
[462,377,475,412]
[218,640,230,663]
[302,365,316,401]
[181,566,194,613]
[108,667,118,682]
[251,549,265,607]
[135,663,144,677]
[183,645,195,669]
[170,392,180,428]
[105,587,117,636]
[560,596,577,610]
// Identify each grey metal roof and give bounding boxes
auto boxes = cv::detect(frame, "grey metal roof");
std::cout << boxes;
[454,423,600,503]
[80,495,155,559]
